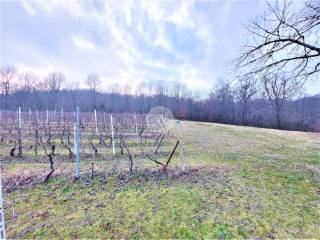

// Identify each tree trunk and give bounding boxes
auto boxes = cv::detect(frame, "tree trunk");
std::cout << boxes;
[276,106,281,129]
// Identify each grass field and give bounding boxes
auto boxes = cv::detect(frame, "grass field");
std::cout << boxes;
[2,121,320,239]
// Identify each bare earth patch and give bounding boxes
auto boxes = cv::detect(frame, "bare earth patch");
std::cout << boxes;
[306,164,320,175]
[2,163,232,193]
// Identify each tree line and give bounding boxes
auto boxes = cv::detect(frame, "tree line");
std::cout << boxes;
[0,65,319,132]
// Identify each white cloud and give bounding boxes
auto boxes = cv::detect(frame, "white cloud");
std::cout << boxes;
[93,1,216,93]
[29,0,85,17]
[180,65,214,91]
[140,1,167,23]
[220,1,234,27]
[167,1,195,28]
[21,0,36,15]
[72,35,95,50]
[10,0,220,95]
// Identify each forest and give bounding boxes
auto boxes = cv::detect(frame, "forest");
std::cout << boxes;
[0,69,319,132]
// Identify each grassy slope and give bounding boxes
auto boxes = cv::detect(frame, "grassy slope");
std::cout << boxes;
[3,121,320,239]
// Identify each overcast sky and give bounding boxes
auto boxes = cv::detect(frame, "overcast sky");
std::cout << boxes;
[1,0,319,96]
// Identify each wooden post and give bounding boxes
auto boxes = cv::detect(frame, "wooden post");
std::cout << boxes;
[61,107,64,122]
[18,107,22,129]
[46,110,49,128]
[146,115,149,129]
[35,109,39,156]
[163,140,179,173]
[94,109,98,135]
[16,109,18,127]
[103,112,106,127]
[74,107,80,178]
[157,120,163,131]
[134,114,138,134]
[73,122,76,160]
[18,107,23,157]
[111,114,115,155]
[176,120,186,173]
[154,133,165,153]
[0,172,6,240]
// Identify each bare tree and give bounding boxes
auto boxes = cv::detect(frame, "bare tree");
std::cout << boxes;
[154,80,169,106]
[0,65,17,109]
[19,73,35,91]
[171,81,187,113]
[237,78,256,125]
[46,72,65,109]
[46,72,64,92]
[67,79,80,110]
[85,73,101,110]
[136,81,147,113]
[238,1,320,82]
[16,73,37,108]
[210,79,236,123]
[263,72,302,128]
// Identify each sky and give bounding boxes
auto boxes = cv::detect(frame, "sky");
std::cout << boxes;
[0,0,319,96]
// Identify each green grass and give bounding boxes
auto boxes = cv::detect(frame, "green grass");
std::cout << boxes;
[2,121,320,238]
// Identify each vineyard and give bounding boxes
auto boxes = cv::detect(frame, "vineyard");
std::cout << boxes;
[1,0,319,238]
[0,108,186,188]
[0,110,319,238]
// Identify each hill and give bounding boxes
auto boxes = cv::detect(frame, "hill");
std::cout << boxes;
[2,121,320,238]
